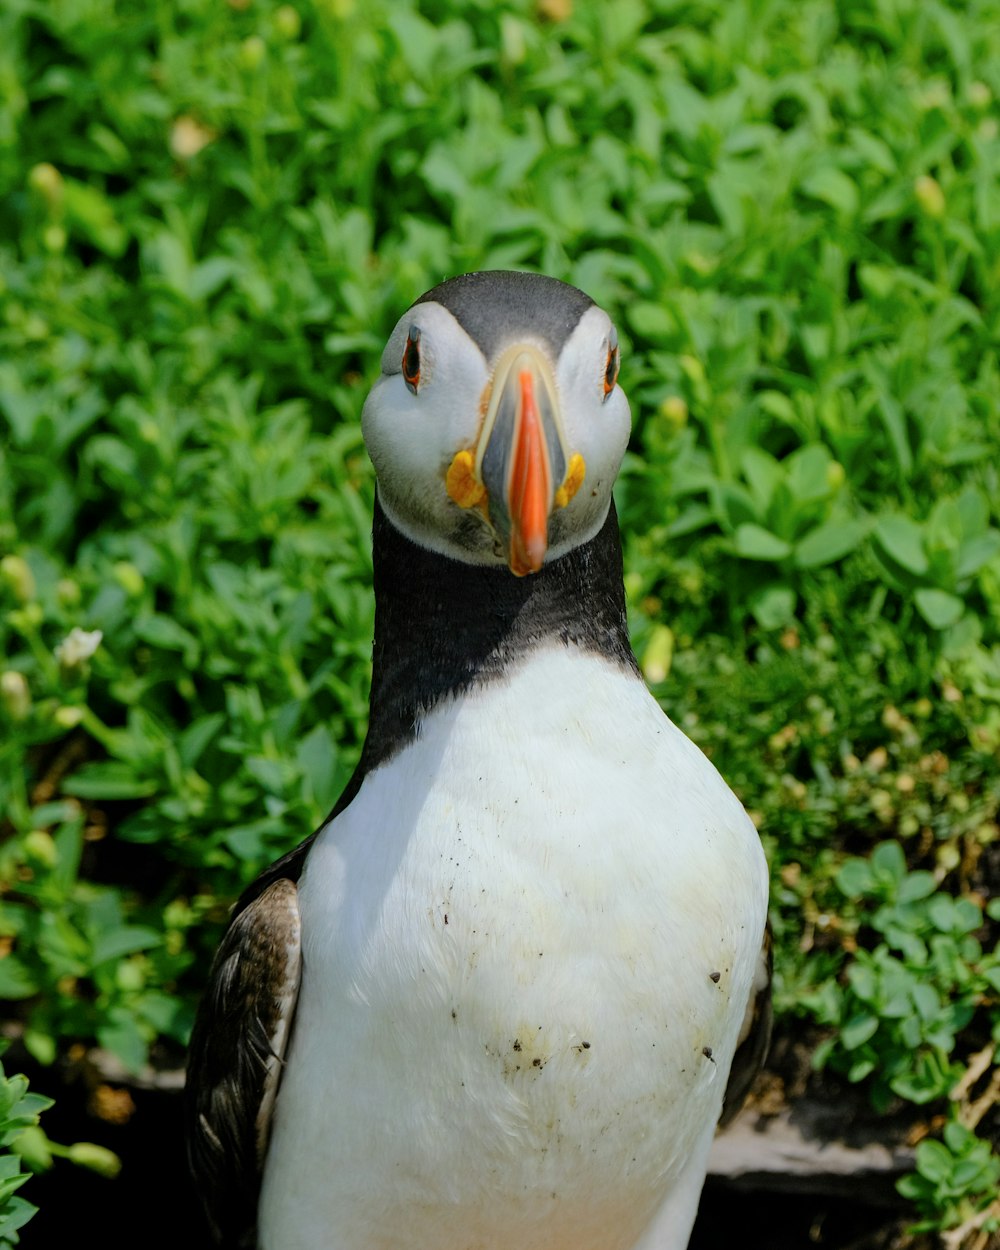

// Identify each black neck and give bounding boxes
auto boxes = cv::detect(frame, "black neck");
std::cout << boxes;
[359,496,638,774]
[243,497,639,894]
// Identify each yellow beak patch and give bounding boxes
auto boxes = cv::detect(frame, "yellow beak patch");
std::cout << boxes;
[445,450,487,509]
[554,453,586,509]
[447,448,586,514]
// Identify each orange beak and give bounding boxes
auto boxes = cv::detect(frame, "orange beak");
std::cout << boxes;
[477,346,569,577]
[507,368,551,575]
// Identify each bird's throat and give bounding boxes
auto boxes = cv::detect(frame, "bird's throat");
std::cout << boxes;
[359,495,638,776]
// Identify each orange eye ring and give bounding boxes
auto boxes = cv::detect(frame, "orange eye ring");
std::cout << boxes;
[402,327,421,394]
[603,336,620,398]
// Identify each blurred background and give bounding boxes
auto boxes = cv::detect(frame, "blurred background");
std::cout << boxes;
[1,1,998,1246]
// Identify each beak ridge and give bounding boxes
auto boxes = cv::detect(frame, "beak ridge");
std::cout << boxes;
[507,368,550,575]
[478,347,568,576]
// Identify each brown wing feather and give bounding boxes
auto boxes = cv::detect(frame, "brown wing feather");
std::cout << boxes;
[185,877,302,1249]
[185,762,368,1246]
[720,922,773,1126]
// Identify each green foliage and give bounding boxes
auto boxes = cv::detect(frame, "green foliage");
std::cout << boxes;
[0,1048,119,1247]
[874,491,1000,631]
[802,843,1000,1232]
[0,1052,51,1247]
[12,1123,120,1183]
[897,1116,1000,1235]
[1,0,999,1236]
[808,842,999,1108]
[0,804,198,1070]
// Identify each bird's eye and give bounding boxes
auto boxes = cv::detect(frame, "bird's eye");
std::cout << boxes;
[402,326,421,394]
[603,331,620,399]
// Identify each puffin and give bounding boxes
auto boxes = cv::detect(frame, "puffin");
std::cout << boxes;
[185,271,771,1250]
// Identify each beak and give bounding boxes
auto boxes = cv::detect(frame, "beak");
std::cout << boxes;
[476,345,569,576]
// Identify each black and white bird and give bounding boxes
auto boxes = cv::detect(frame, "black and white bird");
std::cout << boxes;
[186,271,771,1250]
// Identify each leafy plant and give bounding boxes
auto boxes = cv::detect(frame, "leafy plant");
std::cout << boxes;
[898,1116,1000,1236]
[0,1052,51,1247]
[808,843,999,1106]
[874,489,1000,631]
[802,847,1000,1235]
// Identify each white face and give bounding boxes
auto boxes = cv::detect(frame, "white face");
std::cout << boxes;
[362,294,631,571]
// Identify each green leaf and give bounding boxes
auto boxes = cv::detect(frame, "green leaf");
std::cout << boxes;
[628,302,676,338]
[11,1126,51,1172]
[840,1012,879,1050]
[866,371,913,475]
[296,723,345,814]
[0,1193,39,1237]
[0,960,38,1002]
[914,1139,953,1182]
[927,895,959,932]
[666,504,715,539]
[942,1119,973,1154]
[954,486,989,538]
[910,983,941,1021]
[740,447,782,513]
[927,497,964,550]
[785,444,833,504]
[223,819,284,861]
[134,992,186,1036]
[91,926,162,966]
[858,264,898,299]
[63,178,128,257]
[871,841,907,883]
[952,1158,991,1188]
[748,583,796,629]
[733,524,793,561]
[0,1056,49,1243]
[875,515,928,575]
[96,1008,148,1074]
[22,1032,56,1068]
[955,530,1000,579]
[951,898,982,934]
[800,166,859,216]
[61,763,158,801]
[178,714,226,769]
[846,963,877,1002]
[134,614,200,661]
[847,1056,876,1082]
[836,858,874,899]
[914,588,964,630]
[189,256,238,303]
[794,519,867,568]
[64,1141,121,1178]
[897,872,937,903]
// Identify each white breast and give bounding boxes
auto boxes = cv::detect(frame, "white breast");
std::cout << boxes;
[259,647,768,1250]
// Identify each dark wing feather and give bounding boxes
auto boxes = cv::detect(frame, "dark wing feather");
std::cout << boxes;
[185,761,367,1247]
[720,922,773,1126]
[185,876,302,1249]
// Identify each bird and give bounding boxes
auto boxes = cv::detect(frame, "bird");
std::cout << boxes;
[185,270,771,1250]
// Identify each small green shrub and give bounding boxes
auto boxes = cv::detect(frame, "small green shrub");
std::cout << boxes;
[808,842,999,1108]
[803,847,1000,1235]
[0,1052,51,1248]
[897,1116,1000,1236]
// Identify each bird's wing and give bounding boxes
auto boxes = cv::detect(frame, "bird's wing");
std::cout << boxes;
[185,759,368,1246]
[185,870,304,1249]
[720,922,773,1126]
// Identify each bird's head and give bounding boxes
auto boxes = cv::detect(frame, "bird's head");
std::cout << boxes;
[362,271,631,575]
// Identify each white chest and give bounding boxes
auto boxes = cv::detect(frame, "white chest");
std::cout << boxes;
[259,649,768,1250]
